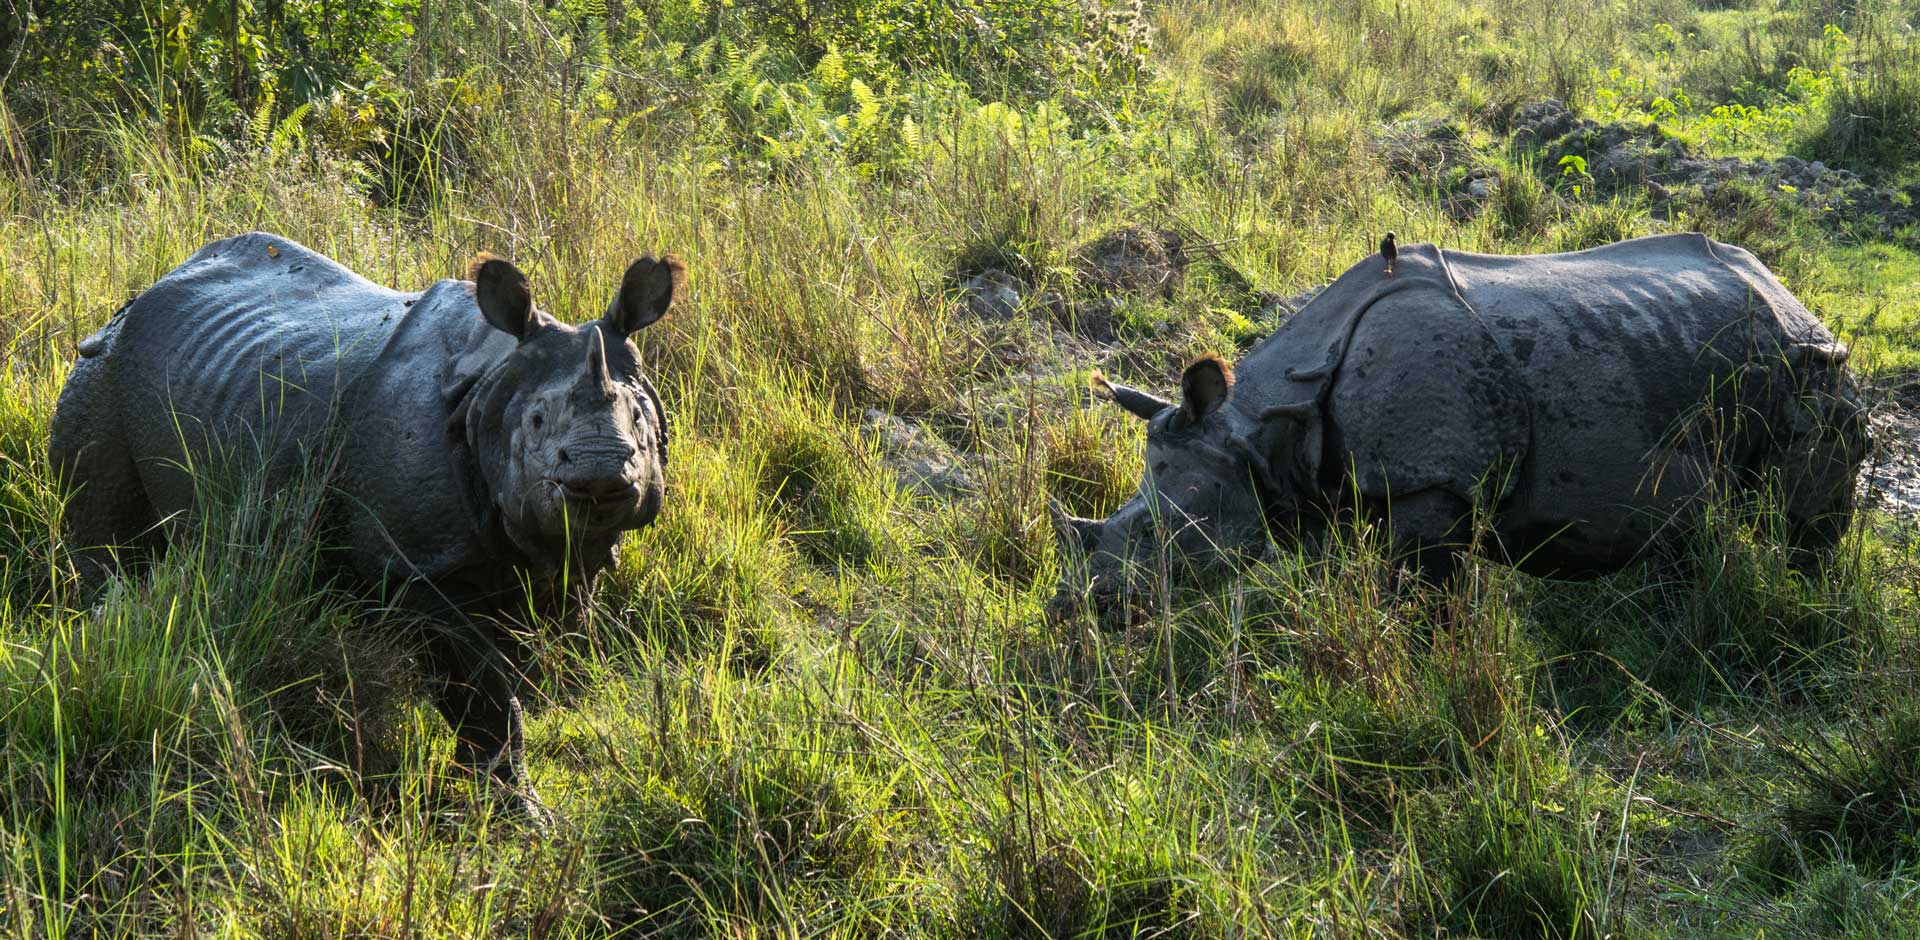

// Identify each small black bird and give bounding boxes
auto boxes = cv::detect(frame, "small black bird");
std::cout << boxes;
[1379,231,1398,275]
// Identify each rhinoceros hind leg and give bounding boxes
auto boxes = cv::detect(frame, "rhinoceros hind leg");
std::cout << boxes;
[50,415,159,592]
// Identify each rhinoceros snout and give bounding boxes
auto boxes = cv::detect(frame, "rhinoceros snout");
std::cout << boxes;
[1045,587,1144,632]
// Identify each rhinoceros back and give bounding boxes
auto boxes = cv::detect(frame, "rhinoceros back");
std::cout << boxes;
[97,232,416,517]
[1234,232,1857,574]
[1440,234,1835,497]
[1433,233,1851,569]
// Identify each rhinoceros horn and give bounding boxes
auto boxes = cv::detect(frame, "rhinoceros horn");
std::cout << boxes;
[1091,371,1172,421]
[585,327,618,399]
[1048,497,1103,552]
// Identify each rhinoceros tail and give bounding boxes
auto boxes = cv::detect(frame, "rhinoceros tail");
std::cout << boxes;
[75,298,137,358]
[1775,339,1870,557]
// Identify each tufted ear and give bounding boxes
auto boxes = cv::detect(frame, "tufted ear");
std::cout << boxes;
[470,253,536,341]
[1092,371,1173,421]
[605,254,685,335]
[1180,355,1234,421]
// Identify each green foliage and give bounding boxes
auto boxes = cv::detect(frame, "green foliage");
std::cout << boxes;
[2,0,416,142]
[729,0,1153,105]
[1587,16,1920,173]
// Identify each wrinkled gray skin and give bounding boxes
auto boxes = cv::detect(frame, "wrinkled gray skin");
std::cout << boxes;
[1052,233,1870,628]
[51,232,679,819]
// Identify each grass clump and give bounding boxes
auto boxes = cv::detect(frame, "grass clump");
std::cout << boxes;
[1041,397,1139,520]
[1754,696,1920,882]
[589,749,886,930]
[753,399,898,570]
[958,443,1056,589]
[1491,163,1561,238]
[1811,44,1920,171]
[1422,790,1602,940]
[0,458,418,933]
[978,827,1214,939]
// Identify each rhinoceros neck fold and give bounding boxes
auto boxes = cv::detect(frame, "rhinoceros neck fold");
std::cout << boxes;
[445,372,523,571]
[326,278,519,584]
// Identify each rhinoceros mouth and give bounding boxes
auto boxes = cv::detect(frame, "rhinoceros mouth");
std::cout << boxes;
[1045,584,1148,632]
[555,479,642,506]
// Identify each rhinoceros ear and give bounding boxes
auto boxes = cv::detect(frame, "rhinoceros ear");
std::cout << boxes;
[1180,354,1234,422]
[1092,371,1173,421]
[470,253,536,341]
[605,254,685,335]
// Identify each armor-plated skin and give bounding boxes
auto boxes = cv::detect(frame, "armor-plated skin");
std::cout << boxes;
[1052,233,1869,626]
[51,232,682,817]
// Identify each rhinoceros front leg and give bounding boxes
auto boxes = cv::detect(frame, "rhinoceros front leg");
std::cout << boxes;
[1382,488,1474,590]
[421,618,547,825]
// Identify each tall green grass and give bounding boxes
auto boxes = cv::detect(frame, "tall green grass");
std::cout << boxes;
[1,0,1917,934]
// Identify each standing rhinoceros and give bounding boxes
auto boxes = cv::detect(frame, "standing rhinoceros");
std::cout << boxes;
[1050,233,1869,626]
[51,231,680,816]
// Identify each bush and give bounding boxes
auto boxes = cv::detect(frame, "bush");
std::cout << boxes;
[2,0,416,151]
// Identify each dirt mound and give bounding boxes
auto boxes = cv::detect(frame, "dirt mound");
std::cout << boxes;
[863,408,976,497]
[1384,100,1920,242]
[958,269,1036,321]
[1517,100,1920,243]
[1077,226,1187,300]
[1378,117,1476,179]
[955,226,1195,344]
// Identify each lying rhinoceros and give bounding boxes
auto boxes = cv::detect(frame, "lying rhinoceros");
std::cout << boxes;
[51,232,680,816]
[1050,233,1869,626]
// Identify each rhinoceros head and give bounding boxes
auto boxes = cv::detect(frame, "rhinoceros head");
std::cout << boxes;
[1048,356,1282,628]
[460,253,680,564]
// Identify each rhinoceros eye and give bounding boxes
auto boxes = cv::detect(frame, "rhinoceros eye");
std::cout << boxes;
[531,413,545,430]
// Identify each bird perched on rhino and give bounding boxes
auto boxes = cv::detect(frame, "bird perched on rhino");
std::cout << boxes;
[1379,231,1397,275]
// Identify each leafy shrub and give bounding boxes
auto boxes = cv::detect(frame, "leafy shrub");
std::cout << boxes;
[2,0,416,148]
[723,0,1154,107]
